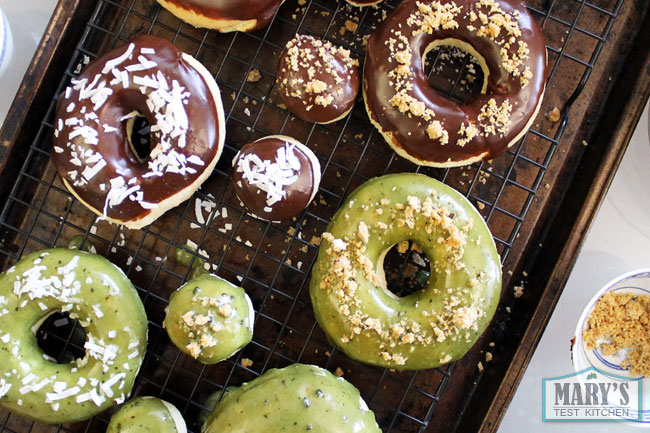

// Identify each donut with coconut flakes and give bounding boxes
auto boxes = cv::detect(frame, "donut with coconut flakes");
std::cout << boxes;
[53,35,225,229]
[363,0,547,167]
[231,135,321,222]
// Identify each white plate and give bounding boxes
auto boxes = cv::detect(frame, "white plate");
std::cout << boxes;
[573,269,650,427]
[0,6,13,77]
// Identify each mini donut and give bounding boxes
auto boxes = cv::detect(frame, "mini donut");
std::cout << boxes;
[231,135,321,222]
[346,0,383,6]
[364,0,547,167]
[277,35,359,124]
[107,397,187,433]
[164,274,254,364]
[310,173,502,370]
[53,35,225,229]
[155,0,285,33]
[0,249,148,424]
[202,364,381,433]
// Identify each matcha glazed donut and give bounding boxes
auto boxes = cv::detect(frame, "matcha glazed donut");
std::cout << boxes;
[310,173,501,370]
[164,274,254,364]
[201,364,381,433]
[0,249,148,424]
[107,397,187,433]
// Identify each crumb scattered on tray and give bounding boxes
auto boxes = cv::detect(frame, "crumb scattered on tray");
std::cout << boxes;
[334,367,344,377]
[247,69,262,83]
[583,291,650,377]
[241,358,254,368]
[513,284,524,298]
[546,107,561,122]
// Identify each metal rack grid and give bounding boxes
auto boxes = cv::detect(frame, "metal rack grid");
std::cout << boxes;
[0,0,624,432]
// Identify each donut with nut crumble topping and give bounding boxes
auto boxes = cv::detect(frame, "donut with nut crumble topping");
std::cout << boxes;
[53,35,225,229]
[309,173,501,370]
[231,135,321,222]
[363,0,547,167]
[277,35,360,124]
[0,249,148,423]
[155,0,284,33]
[164,274,254,364]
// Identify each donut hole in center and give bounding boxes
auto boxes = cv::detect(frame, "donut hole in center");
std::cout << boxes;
[380,240,431,299]
[35,311,87,364]
[423,40,487,105]
[127,115,153,163]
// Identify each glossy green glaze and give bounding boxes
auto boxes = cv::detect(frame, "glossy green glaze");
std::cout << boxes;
[164,274,254,364]
[310,173,502,370]
[0,249,148,424]
[107,397,186,433]
[201,364,381,433]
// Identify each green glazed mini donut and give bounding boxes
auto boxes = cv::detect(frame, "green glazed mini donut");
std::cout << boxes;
[0,249,148,424]
[107,397,187,433]
[201,364,381,433]
[310,173,502,370]
[164,274,254,364]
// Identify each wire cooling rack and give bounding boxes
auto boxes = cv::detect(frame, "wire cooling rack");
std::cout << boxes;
[0,0,625,432]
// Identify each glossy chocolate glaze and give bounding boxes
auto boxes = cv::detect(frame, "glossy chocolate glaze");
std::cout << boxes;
[53,35,221,224]
[277,35,359,124]
[364,0,547,165]
[231,137,318,221]
[163,0,284,30]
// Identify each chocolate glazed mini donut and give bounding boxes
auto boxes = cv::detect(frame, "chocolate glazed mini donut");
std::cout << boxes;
[155,0,285,33]
[364,0,547,167]
[277,35,360,124]
[53,35,225,229]
[231,135,321,222]
[346,0,383,6]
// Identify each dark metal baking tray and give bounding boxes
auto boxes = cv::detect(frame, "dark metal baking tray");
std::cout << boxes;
[0,0,648,432]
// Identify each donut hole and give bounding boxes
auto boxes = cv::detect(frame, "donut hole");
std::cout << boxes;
[381,241,431,298]
[127,115,153,163]
[35,311,87,364]
[423,42,486,105]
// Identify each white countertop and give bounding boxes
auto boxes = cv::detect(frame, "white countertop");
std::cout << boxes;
[1,2,649,431]
[0,0,56,123]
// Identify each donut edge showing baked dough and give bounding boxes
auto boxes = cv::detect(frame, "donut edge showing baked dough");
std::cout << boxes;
[155,0,285,33]
[346,0,384,6]
[63,51,226,230]
[233,135,322,223]
[363,37,546,168]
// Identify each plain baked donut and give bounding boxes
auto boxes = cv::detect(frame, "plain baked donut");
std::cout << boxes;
[53,35,225,229]
[155,0,285,33]
[364,0,547,167]
[0,249,148,424]
[310,173,501,370]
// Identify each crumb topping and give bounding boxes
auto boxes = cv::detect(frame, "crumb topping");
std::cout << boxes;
[583,292,650,377]
[468,0,532,87]
[177,293,236,359]
[478,98,513,136]
[317,192,486,366]
[279,35,358,110]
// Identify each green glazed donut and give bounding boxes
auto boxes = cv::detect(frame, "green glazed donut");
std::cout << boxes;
[0,249,148,424]
[107,397,187,433]
[201,364,381,433]
[164,274,254,364]
[310,173,501,370]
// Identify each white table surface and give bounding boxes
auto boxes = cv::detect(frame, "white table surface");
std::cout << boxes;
[0,0,56,124]
[1,2,650,432]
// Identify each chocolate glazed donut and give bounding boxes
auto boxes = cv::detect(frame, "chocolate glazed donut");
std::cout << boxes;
[156,0,285,33]
[364,0,547,167]
[53,35,225,229]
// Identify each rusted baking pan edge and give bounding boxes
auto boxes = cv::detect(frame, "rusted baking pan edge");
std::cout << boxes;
[461,6,650,433]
